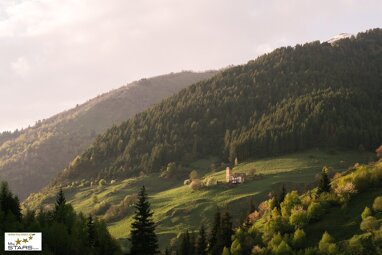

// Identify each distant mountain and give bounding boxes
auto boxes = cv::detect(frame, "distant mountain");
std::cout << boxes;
[0,70,218,199]
[55,28,382,184]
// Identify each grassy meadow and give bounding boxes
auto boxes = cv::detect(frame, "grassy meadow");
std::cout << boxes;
[24,149,374,248]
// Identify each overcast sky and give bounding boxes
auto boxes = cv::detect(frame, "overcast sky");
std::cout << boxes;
[0,0,381,132]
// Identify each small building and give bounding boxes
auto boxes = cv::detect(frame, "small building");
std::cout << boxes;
[226,167,246,184]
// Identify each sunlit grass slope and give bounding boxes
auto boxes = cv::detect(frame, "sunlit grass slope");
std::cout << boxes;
[25,149,373,248]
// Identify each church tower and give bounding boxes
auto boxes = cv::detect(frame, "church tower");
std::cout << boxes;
[226,167,232,183]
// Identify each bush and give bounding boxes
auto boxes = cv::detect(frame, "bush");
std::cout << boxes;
[360,216,379,232]
[189,170,199,180]
[372,196,382,212]
[292,228,306,249]
[318,232,337,254]
[361,207,372,220]
[99,179,106,187]
[104,195,138,222]
[189,179,203,190]
[289,206,309,229]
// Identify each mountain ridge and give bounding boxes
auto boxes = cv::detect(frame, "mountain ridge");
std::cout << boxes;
[0,70,218,199]
[54,28,382,185]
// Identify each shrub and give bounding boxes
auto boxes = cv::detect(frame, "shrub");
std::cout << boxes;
[360,216,379,232]
[289,206,309,229]
[189,179,203,190]
[318,232,337,254]
[103,194,138,222]
[361,207,372,220]
[292,229,306,249]
[373,196,382,212]
[99,179,106,187]
[281,191,301,217]
[189,170,199,180]
[334,182,357,202]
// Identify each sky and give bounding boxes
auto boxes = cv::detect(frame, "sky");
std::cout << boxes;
[0,0,381,132]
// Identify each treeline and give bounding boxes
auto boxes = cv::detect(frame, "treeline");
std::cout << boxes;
[59,28,382,182]
[0,182,121,254]
[167,159,382,255]
[166,211,235,255]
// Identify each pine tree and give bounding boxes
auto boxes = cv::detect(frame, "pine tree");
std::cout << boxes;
[130,186,159,255]
[249,196,256,213]
[280,185,287,204]
[0,181,22,222]
[220,212,234,250]
[208,210,221,255]
[54,188,68,223]
[87,215,96,248]
[317,167,331,194]
[196,225,207,255]
[55,188,66,210]
[179,231,191,255]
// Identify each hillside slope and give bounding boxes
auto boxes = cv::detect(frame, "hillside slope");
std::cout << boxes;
[0,71,218,199]
[58,28,382,184]
[23,149,374,249]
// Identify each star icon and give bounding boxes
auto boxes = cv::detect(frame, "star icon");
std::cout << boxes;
[15,239,21,245]
[22,238,28,243]
[29,235,33,240]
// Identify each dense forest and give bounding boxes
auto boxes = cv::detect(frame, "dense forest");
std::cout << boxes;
[57,29,382,183]
[0,182,121,254]
[0,71,217,199]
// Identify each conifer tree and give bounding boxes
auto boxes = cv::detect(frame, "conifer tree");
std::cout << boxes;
[208,210,221,255]
[179,231,191,255]
[87,215,96,248]
[0,181,21,222]
[55,188,66,209]
[130,186,159,255]
[280,185,287,204]
[196,225,207,255]
[220,212,234,251]
[317,167,331,194]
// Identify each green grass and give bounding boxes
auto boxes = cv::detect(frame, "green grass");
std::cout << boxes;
[24,149,373,249]
[305,186,382,246]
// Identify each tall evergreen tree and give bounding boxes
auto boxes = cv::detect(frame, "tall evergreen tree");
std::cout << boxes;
[220,212,234,251]
[0,181,21,222]
[55,188,66,210]
[130,186,159,255]
[208,210,221,255]
[249,196,256,213]
[317,167,331,194]
[280,185,287,204]
[196,225,207,255]
[179,231,191,255]
[87,215,96,248]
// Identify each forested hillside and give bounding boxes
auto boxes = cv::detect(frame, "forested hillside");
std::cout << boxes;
[57,29,382,183]
[0,71,218,199]
[169,159,382,255]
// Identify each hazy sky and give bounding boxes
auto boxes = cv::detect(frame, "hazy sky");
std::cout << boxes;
[0,0,381,132]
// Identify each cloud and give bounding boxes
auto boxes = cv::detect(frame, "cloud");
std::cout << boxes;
[0,0,381,131]
[11,57,31,76]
